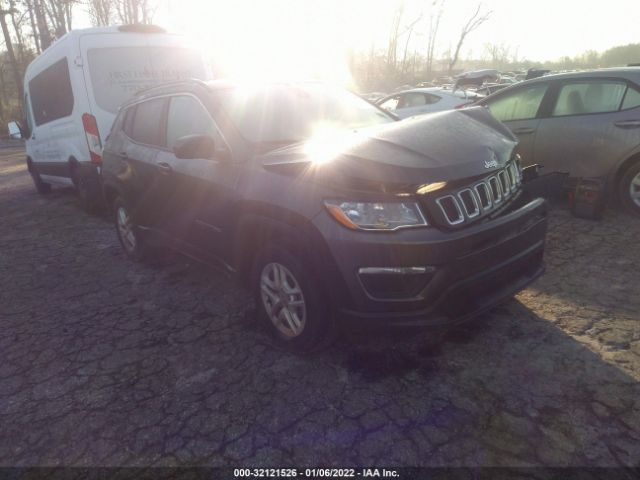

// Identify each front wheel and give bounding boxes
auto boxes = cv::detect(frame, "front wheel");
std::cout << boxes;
[72,166,101,213]
[253,245,333,352]
[619,162,640,216]
[113,197,151,261]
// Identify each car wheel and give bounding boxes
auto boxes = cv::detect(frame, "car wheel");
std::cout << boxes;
[29,166,51,194]
[619,162,640,216]
[253,245,333,352]
[113,197,150,261]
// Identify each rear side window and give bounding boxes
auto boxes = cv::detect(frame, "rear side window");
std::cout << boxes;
[29,58,74,126]
[486,84,548,122]
[129,98,166,147]
[552,81,627,116]
[622,86,640,110]
[380,95,400,110]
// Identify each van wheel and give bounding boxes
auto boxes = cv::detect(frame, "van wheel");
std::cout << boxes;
[619,162,640,216]
[29,167,51,194]
[252,245,333,352]
[113,197,151,261]
[72,167,100,213]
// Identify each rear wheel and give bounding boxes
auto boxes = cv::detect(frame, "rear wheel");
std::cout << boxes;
[253,245,333,352]
[28,163,51,194]
[71,166,100,213]
[619,162,640,216]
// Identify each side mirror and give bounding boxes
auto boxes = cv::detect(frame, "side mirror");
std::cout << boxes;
[7,121,23,139]
[173,134,216,160]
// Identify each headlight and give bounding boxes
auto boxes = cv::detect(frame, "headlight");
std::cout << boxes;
[324,200,428,231]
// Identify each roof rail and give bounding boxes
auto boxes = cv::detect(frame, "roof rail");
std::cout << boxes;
[132,78,209,97]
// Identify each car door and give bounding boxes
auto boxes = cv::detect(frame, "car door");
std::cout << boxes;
[533,78,640,179]
[481,82,550,166]
[118,97,170,230]
[154,94,236,263]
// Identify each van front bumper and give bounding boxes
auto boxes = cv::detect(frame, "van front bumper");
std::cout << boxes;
[313,196,548,328]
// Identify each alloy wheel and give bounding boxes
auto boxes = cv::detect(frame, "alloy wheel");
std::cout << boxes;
[630,171,640,208]
[260,262,307,337]
[116,206,137,253]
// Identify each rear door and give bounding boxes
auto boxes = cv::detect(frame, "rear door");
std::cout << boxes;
[533,78,640,179]
[481,82,550,166]
[119,97,169,230]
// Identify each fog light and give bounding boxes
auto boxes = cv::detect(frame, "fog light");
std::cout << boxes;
[358,266,435,300]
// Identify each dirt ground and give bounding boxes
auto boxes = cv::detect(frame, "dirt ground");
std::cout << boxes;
[1,147,639,467]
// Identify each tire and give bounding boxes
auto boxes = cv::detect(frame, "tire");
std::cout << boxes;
[71,166,100,213]
[29,164,51,194]
[619,162,640,216]
[113,196,151,261]
[252,245,333,353]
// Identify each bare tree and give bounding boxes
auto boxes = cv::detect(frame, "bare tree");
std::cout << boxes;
[86,0,113,26]
[0,1,23,98]
[386,0,404,73]
[447,3,491,75]
[41,0,74,38]
[114,0,157,24]
[425,0,444,77]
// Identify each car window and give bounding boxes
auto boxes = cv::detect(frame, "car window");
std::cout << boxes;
[486,84,548,122]
[399,92,427,108]
[24,94,34,134]
[622,86,640,110]
[29,58,74,126]
[166,95,217,150]
[122,106,136,138]
[380,95,400,110]
[552,81,627,116]
[129,98,166,147]
[424,93,441,104]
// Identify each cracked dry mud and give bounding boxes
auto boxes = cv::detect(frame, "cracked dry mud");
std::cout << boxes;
[1,147,639,467]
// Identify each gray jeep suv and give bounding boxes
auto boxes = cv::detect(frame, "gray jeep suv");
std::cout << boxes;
[101,80,548,351]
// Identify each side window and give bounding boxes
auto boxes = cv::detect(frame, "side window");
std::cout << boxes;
[379,95,400,110]
[166,95,217,150]
[486,84,548,122]
[400,92,427,108]
[622,86,640,110]
[122,106,136,137]
[29,58,74,125]
[552,81,627,116]
[129,98,166,147]
[424,93,441,104]
[24,95,34,134]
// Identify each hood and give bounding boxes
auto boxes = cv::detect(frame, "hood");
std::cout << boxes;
[259,107,517,194]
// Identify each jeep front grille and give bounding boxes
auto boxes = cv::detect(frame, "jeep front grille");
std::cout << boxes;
[433,160,522,227]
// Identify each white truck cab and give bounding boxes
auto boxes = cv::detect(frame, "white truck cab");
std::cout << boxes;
[17,24,208,210]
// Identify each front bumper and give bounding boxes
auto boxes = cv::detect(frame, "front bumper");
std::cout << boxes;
[313,195,548,328]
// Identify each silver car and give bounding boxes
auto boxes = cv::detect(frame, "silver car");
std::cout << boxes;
[474,68,640,215]
[377,87,481,119]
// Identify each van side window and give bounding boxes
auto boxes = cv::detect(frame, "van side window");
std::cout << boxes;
[166,95,217,150]
[29,58,74,126]
[24,95,34,135]
[129,99,166,147]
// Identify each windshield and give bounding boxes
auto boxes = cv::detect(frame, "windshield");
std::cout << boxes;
[215,84,394,144]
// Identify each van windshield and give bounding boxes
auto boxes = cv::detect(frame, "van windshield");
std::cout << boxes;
[215,84,394,145]
[87,47,207,113]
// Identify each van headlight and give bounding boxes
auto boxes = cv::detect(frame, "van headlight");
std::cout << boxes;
[324,200,428,231]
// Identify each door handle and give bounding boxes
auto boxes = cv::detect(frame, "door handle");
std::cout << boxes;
[119,151,128,158]
[614,120,640,129]
[512,127,535,134]
[156,161,172,174]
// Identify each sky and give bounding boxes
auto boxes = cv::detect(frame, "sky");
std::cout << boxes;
[74,0,640,77]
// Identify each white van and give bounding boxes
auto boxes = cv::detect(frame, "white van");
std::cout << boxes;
[14,25,208,211]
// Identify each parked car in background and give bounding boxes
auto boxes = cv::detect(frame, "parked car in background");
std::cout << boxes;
[377,87,482,118]
[101,80,547,351]
[361,91,387,103]
[10,25,208,211]
[473,68,640,216]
